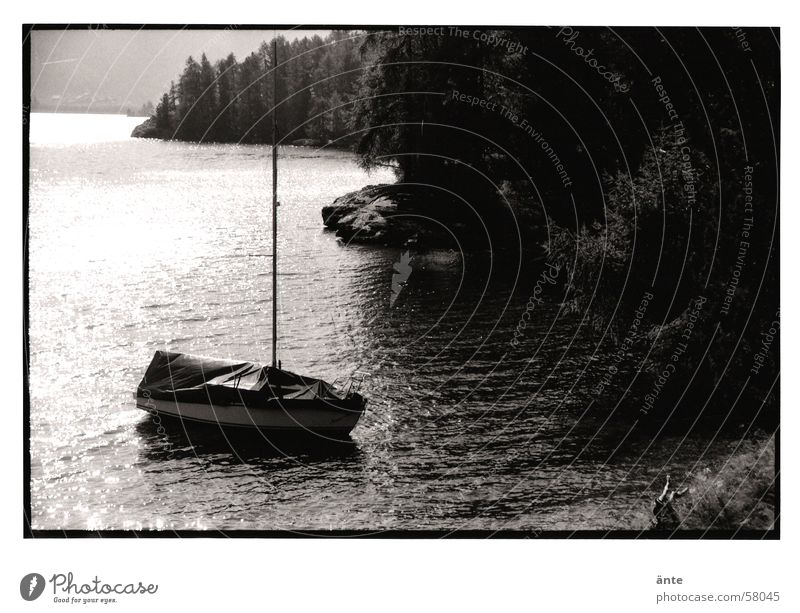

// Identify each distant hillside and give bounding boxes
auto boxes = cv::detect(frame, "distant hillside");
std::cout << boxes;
[29,28,328,114]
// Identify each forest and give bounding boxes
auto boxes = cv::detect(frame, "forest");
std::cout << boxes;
[148,30,362,145]
[142,27,780,425]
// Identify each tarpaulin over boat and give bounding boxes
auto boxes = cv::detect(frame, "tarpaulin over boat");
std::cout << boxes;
[137,350,339,406]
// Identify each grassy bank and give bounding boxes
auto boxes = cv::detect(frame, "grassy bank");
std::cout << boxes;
[674,433,776,531]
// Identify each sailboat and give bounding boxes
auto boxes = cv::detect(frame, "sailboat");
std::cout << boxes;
[135,40,367,438]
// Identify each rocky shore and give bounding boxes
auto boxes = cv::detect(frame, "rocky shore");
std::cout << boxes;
[130,117,173,140]
[322,183,543,250]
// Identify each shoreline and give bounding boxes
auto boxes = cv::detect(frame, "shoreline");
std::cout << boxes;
[322,182,545,252]
[129,116,349,149]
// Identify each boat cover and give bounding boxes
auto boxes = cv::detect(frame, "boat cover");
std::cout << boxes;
[137,350,338,406]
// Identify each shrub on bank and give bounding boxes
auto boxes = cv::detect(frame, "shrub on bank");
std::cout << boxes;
[677,434,775,530]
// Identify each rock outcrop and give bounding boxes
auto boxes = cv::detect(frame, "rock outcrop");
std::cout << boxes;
[322,184,473,247]
[130,117,173,140]
[322,182,545,251]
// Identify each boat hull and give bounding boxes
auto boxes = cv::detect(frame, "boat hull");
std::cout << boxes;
[136,395,365,436]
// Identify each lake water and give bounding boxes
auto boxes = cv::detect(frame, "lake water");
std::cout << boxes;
[28,112,740,532]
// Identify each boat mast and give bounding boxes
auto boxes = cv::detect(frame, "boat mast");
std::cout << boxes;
[271,37,278,369]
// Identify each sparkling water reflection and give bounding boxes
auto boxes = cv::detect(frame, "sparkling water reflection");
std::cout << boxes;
[29,113,739,531]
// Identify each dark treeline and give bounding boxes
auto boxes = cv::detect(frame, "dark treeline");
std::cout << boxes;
[356,27,779,424]
[148,28,779,423]
[153,30,362,144]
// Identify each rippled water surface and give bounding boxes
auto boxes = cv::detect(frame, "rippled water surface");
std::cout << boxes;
[29,113,740,531]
